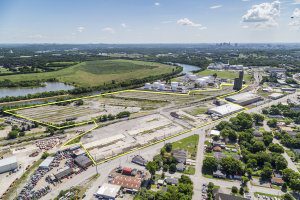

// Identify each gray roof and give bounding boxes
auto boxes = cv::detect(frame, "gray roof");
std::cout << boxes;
[0,156,17,167]
[165,177,179,185]
[39,157,54,168]
[75,155,92,168]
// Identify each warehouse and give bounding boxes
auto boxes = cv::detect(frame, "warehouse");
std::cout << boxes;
[74,155,92,168]
[39,157,54,170]
[54,166,73,180]
[0,156,18,174]
[225,92,262,106]
[95,183,121,200]
[269,93,285,100]
[208,104,244,117]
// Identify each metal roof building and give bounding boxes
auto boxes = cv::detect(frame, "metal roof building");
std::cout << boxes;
[208,104,244,117]
[39,157,54,169]
[74,155,92,168]
[0,156,18,174]
[225,92,262,106]
[95,183,121,200]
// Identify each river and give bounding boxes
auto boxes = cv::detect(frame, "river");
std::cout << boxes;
[175,63,200,73]
[0,82,74,98]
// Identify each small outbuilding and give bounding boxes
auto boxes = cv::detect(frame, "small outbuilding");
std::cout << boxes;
[95,183,121,200]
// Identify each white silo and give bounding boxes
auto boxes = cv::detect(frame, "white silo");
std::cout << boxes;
[159,84,165,90]
[145,83,152,90]
[171,82,179,91]
[153,82,160,89]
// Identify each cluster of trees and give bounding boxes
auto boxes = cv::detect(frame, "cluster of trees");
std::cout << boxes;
[146,143,178,177]
[0,79,45,88]
[276,132,300,152]
[263,103,300,124]
[282,168,300,193]
[134,175,193,200]
[210,112,289,182]
[96,111,131,123]
[7,125,26,139]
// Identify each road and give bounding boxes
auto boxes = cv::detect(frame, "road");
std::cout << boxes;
[42,91,299,200]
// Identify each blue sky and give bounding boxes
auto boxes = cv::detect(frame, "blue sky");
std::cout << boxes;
[0,0,299,43]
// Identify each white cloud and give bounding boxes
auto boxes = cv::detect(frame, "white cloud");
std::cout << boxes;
[154,2,160,6]
[210,5,222,9]
[242,1,280,28]
[102,27,115,34]
[177,18,206,29]
[121,23,127,28]
[242,25,249,28]
[28,34,45,39]
[292,0,300,5]
[242,0,250,2]
[77,26,85,33]
[289,8,300,29]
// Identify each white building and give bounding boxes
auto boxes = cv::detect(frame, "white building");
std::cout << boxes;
[225,92,262,106]
[39,157,54,170]
[144,83,152,90]
[0,156,18,174]
[95,183,121,200]
[159,83,165,90]
[171,82,179,91]
[208,104,244,117]
[210,130,220,137]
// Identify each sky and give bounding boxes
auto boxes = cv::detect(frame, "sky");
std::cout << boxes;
[0,0,300,43]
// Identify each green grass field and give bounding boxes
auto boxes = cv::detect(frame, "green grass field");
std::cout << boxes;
[172,134,199,159]
[197,70,252,82]
[0,59,176,87]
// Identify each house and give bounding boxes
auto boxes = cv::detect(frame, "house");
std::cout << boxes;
[213,170,226,179]
[214,152,226,160]
[271,177,284,186]
[213,146,222,152]
[165,177,179,185]
[212,141,225,148]
[172,149,187,163]
[214,192,247,200]
[176,163,186,172]
[210,130,221,137]
[132,155,147,166]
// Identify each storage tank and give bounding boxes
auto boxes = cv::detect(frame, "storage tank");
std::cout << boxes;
[159,84,165,90]
[196,78,207,86]
[171,82,179,91]
[153,82,160,89]
[189,74,197,81]
[144,83,152,89]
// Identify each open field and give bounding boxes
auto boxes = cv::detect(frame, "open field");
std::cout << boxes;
[197,69,252,82]
[0,59,176,87]
[172,134,199,159]
[109,90,208,102]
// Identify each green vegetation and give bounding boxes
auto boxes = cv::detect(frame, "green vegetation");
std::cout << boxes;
[185,107,207,116]
[0,59,176,87]
[134,175,193,200]
[196,69,251,82]
[172,134,199,159]
[183,166,196,175]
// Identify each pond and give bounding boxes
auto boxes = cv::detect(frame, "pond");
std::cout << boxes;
[0,82,75,98]
[176,63,201,74]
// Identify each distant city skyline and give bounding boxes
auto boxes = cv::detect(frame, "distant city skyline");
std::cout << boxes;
[0,0,300,43]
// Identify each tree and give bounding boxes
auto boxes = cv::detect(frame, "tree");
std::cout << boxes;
[282,193,296,200]
[228,130,238,142]
[239,187,244,195]
[263,132,273,146]
[251,140,266,153]
[216,121,232,131]
[202,157,218,174]
[252,113,265,125]
[146,161,158,178]
[231,186,238,194]
[169,163,177,173]
[230,112,253,131]
[179,175,193,185]
[41,152,49,159]
[260,164,273,180]
[19,131,25,137]
[267,119,277,128]
[163,164,169,172]
[268,143,284,153]
[290,178,300,193]
[220,157,244,176]
[165,143,172,152]
[7,130,18,139]
[282,182,288,192]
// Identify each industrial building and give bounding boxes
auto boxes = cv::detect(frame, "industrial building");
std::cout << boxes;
[208,104,244,117]
[39,157,54,170]
[95,183,121,200]
[54,166,73,180]
[225,92,262,106]
[0,156,18,174]
[269,93,285,100]
[233,71,244,91]
[74,155,92,168]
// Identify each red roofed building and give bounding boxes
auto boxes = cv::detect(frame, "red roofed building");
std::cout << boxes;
[122,167,132,176]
